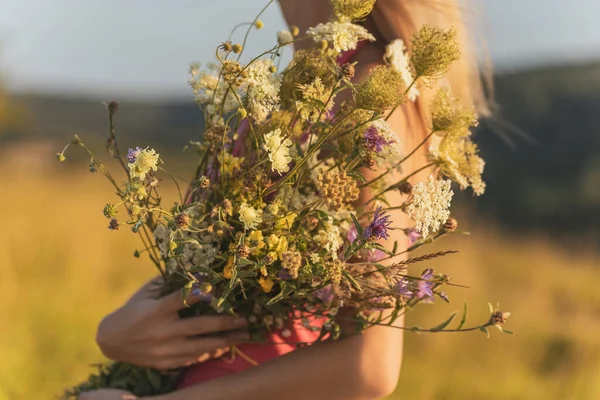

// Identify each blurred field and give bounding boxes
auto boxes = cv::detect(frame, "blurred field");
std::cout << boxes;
[1,158,599,400]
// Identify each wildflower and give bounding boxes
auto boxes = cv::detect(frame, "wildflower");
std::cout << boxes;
[384,39,419,101]
[331,0,376,22]
[295,77,335,122]
[56,153,66,162]
[125,182,148,201]
[444,217,458,232]
[290,25,300,37]
[255,20,264,29]
[259,276,275,293]
[341,62,355,79]
[405,228,423,245]
[281,250,302,279]
[277,30,294,46]
[355,65,407,112]
[307,21,375,53]
[314,219,343,259]
[239,203,263,230]
[317,170,360,211]
[127,148,159,180]
[411,25,461,79]
[394,278,413,300]
[416,268,435,300]
[431,88,478,135]
[126,147,143,163]
[489,303,511,330]
[174,213,190,229]
[325,260,343,285]
[220,41,233,52]
[263,128,293,174]
[191,281,213,302]
[275,212,297,230]
[102,203,117,219]
[237,244,251,258]
[246,230,266,254]
[245,59,282,122]
[108,218,120,231]
[406,176,454,238]
[223,199,234,216]
[232,43,243,54]
[363,206,393,241]
[107,101,119,115]
[430,136,486,195]
[361,120,402,162]
[221,60,246,87]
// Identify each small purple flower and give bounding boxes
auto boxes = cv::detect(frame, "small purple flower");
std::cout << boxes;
[363,207,393,241]
[394,278,413,300]
[108,218,120,231]
[126,147,143,163]
[363,126,394,153]
[364,249,386,262]
[314,284,335,306]
[191,285,212,302]
[416,268,435,301]
[406,228,423,245]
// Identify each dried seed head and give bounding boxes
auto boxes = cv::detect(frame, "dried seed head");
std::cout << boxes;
[232,43,243,54]
[175,213,190,229]
[443,217,458,232]
[397,181,413,195]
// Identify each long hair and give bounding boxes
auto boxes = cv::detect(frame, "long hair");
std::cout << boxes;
[369,0,492,134]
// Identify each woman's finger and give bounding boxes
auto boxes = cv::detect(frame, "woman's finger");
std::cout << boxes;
[166,335,243,358]
[156,288,204,313]
[172,315,248,336]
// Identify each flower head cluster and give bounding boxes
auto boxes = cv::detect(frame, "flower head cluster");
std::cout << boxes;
[361,120,402,162]
[430,136,486,195]
[307,21,375,53]
[411,25,461,80]
[245,59,282,122]
[317,170,360,211]
[277,30,294,46]
[263,128,293,174]
[363,206,393,241]
[127,147,159,180]
[431,88,478,135]
[355,65,407,112]
[406,176,454,238]
[384,39,419,101]
[239,202,263,230]
[189,63,237,122]
[295,77,335,122]
[331,0,376,22]
[281,250,303,279]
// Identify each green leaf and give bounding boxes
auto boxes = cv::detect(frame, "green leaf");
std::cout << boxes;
[236,258,255,267]
[502,329,514,335]
[479,326,490,338]
[430,311,457,332]
[218,280,239,307]
[350,213,363,235]
[392,241,398,254]
[457,302,468,330]
[267,287,293,306]
[342,269,363,292]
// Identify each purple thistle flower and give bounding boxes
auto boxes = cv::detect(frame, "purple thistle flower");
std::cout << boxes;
[363,207,393,241]
[363,125,394,153]
[126,147,143,163]
[416,268,435,301]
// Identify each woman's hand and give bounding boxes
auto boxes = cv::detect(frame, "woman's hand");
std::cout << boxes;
[96,278,248,370]
[79,389,138,400]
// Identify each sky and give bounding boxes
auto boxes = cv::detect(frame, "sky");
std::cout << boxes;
[0,0,599,99]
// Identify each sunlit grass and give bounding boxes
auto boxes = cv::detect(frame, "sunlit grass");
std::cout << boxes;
[0,161,598,399]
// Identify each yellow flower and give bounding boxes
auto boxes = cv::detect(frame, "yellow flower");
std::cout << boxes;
[355,65,406,112]
[331,0,376,22]
[246,230,266,255]
[258,276,275,293]
[223,256,235,279]
[411,25,461,79]
[275,212,297,230]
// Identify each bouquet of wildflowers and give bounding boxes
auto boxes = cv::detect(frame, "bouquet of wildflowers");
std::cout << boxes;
[59,0,511,397]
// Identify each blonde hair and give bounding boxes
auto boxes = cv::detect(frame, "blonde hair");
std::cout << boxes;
[370,0,491,132]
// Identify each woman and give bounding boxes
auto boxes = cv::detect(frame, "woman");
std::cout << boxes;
[83,0,489,398]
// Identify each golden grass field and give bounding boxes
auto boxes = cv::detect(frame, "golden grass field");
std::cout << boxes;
[1,156,599,400]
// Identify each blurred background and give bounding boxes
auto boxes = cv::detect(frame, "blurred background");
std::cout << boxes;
[0,0,599,399]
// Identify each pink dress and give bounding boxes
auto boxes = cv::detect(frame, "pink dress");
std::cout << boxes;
[178,42,367,389]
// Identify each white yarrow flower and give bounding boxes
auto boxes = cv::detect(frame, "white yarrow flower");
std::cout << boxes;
[406,176,454,238]
[307,22,375,53]
[385,39,419,101]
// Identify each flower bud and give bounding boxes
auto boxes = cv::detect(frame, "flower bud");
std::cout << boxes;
[232,43,243,54]
[56,153,66,162]
[290,25,300,37]
[254,20,264,29]
[397,181,413,195]
[443,217,458,232]
[221,41,233,52]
